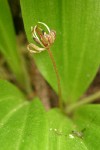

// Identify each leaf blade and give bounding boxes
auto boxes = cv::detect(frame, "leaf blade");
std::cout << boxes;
[0,1,31,93]
[47,109,88,150]
[74,104,100,150]
[0,80,90,150]
[20,0,100,103]
[0,80,47,150]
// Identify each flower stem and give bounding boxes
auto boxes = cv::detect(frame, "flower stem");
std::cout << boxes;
[66,91,100,114]
[47,48,63,110]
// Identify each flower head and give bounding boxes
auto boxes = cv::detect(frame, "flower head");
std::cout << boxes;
[27,22,56,53]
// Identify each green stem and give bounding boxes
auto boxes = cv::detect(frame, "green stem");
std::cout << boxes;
[47,48,63,110]
[66,91,100,114]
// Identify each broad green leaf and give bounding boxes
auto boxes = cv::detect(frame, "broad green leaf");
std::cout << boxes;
[20,0,100,103]
[47,109,87,150]
[0,0,31,94]
[0,80,47,150]
[0,80,99,149]
[47,106,100,150]
[0,79,88,150]
[74,104,100,150]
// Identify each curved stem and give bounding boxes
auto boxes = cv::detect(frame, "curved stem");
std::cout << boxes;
[66,91,100,114]
[47,48,63,110]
